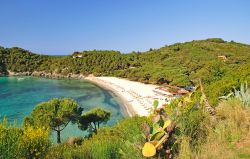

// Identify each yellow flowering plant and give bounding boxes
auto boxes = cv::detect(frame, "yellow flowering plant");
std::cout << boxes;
[18,126,51,159]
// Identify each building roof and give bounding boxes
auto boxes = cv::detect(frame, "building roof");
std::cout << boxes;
[155,85,189,95]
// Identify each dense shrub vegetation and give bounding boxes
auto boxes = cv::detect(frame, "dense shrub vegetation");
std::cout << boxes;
[0,115,148,159]
[45,116,148,159]
[1,38,250,105]
[141,83,250,158]
[1,38,250,158]
[1,84,250,158]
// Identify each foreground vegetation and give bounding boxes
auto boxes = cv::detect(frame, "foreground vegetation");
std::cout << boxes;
[0,113,147,159]
[141,82,250,158]
[1,83,250,158]
[1,38,250,158]
[1,38,250,105]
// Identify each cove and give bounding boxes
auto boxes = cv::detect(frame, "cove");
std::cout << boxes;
[0,76,126,142]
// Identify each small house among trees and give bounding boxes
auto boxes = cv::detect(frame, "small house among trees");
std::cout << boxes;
[218,55,227,62]
[73,54,83,58]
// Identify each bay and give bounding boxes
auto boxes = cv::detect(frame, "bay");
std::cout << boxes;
[0,76,125,142]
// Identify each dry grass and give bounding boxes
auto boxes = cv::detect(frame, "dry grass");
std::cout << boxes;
[216,99,250,142]
[176,136,192,159]
[176,98,250,159]
[195,140,237,159]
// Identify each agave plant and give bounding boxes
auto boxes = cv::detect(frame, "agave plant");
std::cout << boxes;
[233,82,250,108]
[219,82,250,108]
[218,92,234,100]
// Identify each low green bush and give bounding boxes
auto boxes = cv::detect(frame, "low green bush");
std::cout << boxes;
[45,116,147,159]
[0,120,23,158]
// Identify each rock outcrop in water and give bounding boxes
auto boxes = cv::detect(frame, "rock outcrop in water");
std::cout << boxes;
[4,70,85,80]
[31,71,85,79]
[7,71,32,76]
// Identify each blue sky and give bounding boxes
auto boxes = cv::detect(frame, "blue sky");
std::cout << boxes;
[0,0,249,55]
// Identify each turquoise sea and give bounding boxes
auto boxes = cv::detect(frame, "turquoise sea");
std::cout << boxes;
[0,76,125,142]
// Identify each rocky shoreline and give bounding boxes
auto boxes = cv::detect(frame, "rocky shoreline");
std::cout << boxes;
[0,71,86,80]
[0,71,135,117]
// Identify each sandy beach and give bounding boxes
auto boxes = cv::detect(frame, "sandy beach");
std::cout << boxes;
[85,76,165,116]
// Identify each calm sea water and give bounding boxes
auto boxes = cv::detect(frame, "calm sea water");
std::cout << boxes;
[0,76,125,142]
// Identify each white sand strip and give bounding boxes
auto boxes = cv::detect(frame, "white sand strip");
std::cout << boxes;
[85,76,165,116]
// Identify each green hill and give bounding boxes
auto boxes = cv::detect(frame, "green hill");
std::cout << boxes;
[1,38,250,105]
[1,38,250,158]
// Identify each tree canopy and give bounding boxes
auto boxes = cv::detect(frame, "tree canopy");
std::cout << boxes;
[1,38,250,105]
[78,108,111,134]
[24,98,83,143]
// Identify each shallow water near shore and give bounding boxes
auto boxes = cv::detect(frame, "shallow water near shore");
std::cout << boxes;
[0,76,126,142]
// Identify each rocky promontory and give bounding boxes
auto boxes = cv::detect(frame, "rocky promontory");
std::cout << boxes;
[1,70,85,80]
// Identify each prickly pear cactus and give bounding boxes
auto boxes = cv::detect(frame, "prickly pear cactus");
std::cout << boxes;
[142,142,156,157]
[142,116,173,158]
